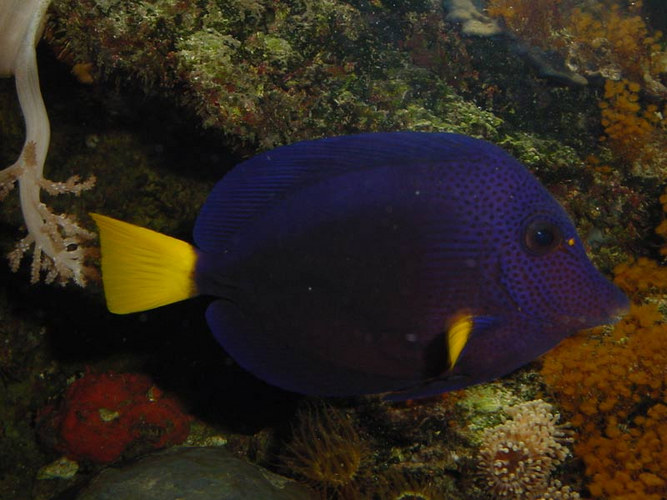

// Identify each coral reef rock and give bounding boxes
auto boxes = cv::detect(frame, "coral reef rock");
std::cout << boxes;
[77,447,314,500]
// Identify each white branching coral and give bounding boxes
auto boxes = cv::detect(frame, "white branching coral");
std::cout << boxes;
[477,399,579,500]
[1,0,95,286]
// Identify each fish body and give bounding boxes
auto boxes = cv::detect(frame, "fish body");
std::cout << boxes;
[92,132,628,399]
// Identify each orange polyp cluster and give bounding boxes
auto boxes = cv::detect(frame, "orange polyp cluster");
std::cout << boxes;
[570,2,666,170]
[576,403,667,499]
[541,193,667,498]
[485,0,665,87]
[657,189,667,257]
[598,79,663,161]
[542,300,667,498]
[571,5,642,58]
[485,0,666,174]
[613,257,667,295]
[568,2,663,82]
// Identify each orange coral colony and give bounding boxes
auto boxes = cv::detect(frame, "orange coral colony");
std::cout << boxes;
[657,189,667,257]
[598,79,666,165]
[542,191,667,499]
[542,295,667,498]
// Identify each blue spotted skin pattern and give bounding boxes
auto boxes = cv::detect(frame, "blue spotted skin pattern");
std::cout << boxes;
[193,132,629,399]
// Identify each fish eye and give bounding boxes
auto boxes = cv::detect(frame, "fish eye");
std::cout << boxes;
[522,217,562,256]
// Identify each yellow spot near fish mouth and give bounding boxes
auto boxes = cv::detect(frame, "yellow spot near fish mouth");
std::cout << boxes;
[567,237,575,246]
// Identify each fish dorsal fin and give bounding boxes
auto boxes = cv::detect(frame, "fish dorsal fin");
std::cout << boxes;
[194,132,500,252]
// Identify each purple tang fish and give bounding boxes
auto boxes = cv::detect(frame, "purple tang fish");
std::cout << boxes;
[92,132,629,399]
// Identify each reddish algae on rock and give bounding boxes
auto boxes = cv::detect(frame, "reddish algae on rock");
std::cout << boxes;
[48,371,190,464]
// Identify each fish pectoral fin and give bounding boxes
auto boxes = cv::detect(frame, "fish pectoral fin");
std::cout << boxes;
[385,314,499,401]
[446,314,473,369]
[445,313,498,370]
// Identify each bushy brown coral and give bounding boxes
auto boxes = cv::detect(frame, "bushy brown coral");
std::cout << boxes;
[476,400,578,499]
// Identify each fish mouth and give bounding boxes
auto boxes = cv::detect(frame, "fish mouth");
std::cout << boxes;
[604,303,631,324]
[557,311,623,330]
[512,283,630,331]
[554,290,630,330]
[496,252,631,331]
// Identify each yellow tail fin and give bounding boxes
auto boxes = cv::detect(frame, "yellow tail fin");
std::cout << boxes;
[91,213,198,314]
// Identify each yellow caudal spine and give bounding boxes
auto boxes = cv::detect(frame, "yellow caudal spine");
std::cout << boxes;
[90,213,198,314]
